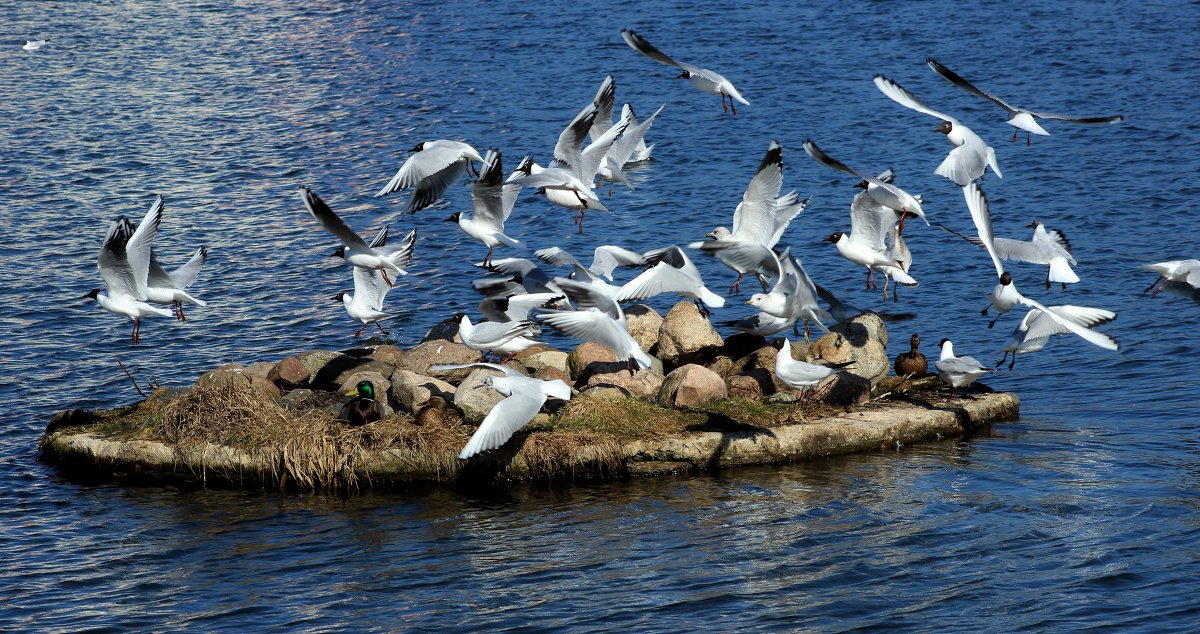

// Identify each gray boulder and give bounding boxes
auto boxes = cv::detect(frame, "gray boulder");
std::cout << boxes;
[656,301,723,368]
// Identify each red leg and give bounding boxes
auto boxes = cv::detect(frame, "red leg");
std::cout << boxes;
[175,302,186,321]
[721,94,728,112]
[728,273,744,295]
[1151,278,1167,297]
[379,267,394,288]
[354,322,369,337]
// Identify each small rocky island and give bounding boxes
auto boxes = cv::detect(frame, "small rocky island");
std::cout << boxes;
[40,303,1019,492]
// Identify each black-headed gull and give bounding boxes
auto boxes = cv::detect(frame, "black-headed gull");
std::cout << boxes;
[587,76,656,165]
[333,228,415,337]
[22,39,47,51]
[802,139,927,233]
[85,200,174,344]
[613,246,725,315]
[775,338,848,391]
[621,28,749,115]
[534,245,646,282]
[926,58,1124,146]
[965,184,1118,351]
[445,149,521,266]
[690,141,809,293]
[1142,259,1200,296]
[146,246,208,321]
[939,219,1079,289]
[429,362,572,460]
[997,305,1116,370]
[744,247,830,339]
[824,190,918,293]
[537,278,653,372]
[376,140,483,213]
[598,103,665,194]
[454,313,538,362]
[301,187,409,287]
[935,339,993,396]
[874,74,1001,186]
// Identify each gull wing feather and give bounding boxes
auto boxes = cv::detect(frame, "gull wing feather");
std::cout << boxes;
[1023,305,1116,341]
[458,390,546,459]
[588,75,616,143]
[620,29,682,68]
[926,58,1018,114]
[403,160,466,213]
[848,191,889,253]
[352,265,390,312]
[126,195,163,299]
[731,141,784,243]
[552,104,597,176]
[376,141,470,198]
[963,183,1006,277]
[768,192,810,248]
[97,218,139,299]
[430,362,522,377]
[607,104,664,168]
[552,277,623,320]
[471,149,508,231]
[590,245,646,280]
[301,187,369,249]
[1016,293,1119,350]
[874,74,955,122]
[168,246,208,288]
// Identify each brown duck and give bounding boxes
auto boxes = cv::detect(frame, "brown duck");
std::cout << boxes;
[894,333,928,377]
[414,395,452,427]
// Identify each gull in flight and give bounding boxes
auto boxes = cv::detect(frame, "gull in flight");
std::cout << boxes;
[965,183,1118,351]
[332,228,415,337]
[301,186,409,287]
[445,148,521,266]
[376,140,483,213]
[743,246,831,339]
[22,39,47,51]
[690,141,810,293]
[454,313,539,362]
[537,278,654,372]
[146,245,208,321]
[84,198,174,343]
[587,76,658,178]
[429,362,572,460]
[1142,259,1200,296]
[621,28,749,115]
[508,98,626,232]
[824,189,918,294]
[935,339,993,397]
[802,139,927,233]
[939,219,1079,289]
[926,58,1124,146]
[598,103,665,195]
[775,338,851,393]
[997,305,1117,370]
[535,245,646,282]
[614,246,726,316]
[874,73,1001,186]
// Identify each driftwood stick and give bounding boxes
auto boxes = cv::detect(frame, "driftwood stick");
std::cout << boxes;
[115,358,147,399]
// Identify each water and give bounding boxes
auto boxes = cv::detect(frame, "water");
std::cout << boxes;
[2,0,1199,630]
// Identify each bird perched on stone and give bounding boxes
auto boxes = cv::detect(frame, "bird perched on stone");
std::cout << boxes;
[339,380,383,426]
[893,333,928,377]
[935,339,992,397]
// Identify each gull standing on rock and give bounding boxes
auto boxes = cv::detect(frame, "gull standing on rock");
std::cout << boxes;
[429,363,572,460]
[874,73,1001,186]
[376,140,483,213]
[84,198,174,344]
[935,339,993,396]
[301,187,409,287]
[926,58,1124,146]
[775,338,850,392]
[621,28,749,115]
[445,149,521,266]
[454,313,539,362]
[743,247,830,339]
[332,228,416,337]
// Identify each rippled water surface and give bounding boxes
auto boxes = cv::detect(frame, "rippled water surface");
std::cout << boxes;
[3,0,1199,630]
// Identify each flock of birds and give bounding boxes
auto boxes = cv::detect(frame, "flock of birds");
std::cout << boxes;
[79,30,1200,458]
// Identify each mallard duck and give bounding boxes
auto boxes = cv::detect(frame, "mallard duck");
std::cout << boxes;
[894,333,928,377]
[414,395,451,427]
[339,380,383,426]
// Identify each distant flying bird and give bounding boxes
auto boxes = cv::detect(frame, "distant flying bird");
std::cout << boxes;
[22,39,47,51]
[621,28,749,115]
[874,73,1001,186]
[376,140,483,213]
[926,58,1124,146]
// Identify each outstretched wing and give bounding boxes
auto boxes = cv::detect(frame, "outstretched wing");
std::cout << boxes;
[926,58,1018,114]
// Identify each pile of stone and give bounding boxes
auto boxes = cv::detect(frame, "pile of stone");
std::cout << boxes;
[195,302,892,424]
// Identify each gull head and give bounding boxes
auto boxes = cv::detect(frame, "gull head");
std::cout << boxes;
[999,271,1013,286]
[935,121,953,135]
[1026,219,1042,229]
[707,227,731,240]
[329,245,346,258]
[83,289,100,301]
[824,231,846,245]
[443,212,462,223]
[330,292,346,302]
[854,180,871,190]
[675,70,691,80]
[745,293,768,308]
[409,142,426,152]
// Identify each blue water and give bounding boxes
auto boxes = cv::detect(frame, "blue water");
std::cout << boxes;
[2,0,1199,630]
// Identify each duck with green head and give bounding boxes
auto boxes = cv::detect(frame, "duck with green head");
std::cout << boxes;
[339,380,383,426]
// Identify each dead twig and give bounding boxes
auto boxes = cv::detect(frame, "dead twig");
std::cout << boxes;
[115,358,147,398]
